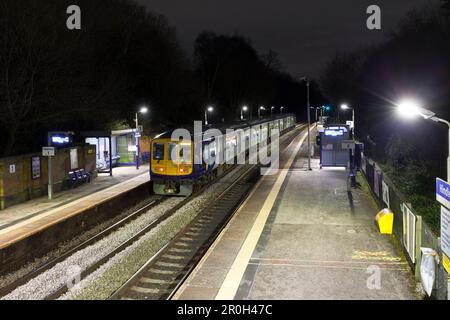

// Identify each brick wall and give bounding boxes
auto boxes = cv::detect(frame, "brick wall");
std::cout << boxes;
[0,145,96,210]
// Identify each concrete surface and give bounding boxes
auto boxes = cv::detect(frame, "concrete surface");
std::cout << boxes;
[235,163,418,300]
[0,165,149,229]
[175,128,419,300]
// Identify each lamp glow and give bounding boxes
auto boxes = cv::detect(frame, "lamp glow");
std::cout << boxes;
[139,106,149,114]
[397,100,421,119]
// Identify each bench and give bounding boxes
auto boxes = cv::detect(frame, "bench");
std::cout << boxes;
[67,169,92,189]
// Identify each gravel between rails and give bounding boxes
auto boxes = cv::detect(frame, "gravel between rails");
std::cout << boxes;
[1,197,182,300]
[0,198,158,289]
[64,166,248,300]
[2,166,245,300]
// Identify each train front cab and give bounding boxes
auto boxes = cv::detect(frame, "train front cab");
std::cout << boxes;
[150,138,195,196]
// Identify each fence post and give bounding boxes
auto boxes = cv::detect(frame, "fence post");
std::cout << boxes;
[436,243,448,300]
[415,215,422,281]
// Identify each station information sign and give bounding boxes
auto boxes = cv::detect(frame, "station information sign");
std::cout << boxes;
[437,178,450,274]
[341,140,355,150]
[42,146,55,157]
[437,178,450,209]
[441,206,450,260]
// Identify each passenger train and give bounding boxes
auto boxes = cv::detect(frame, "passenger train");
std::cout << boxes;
[150,114,296,196]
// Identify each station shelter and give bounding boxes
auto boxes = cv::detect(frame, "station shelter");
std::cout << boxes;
[318,124,351,168]
[83,129,151,175]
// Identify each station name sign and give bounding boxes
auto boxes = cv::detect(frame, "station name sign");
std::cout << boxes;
[436,178,450,209]
[51,136,70,144]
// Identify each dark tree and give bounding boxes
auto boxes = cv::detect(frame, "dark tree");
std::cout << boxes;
[193,32,321,122]
[443,0,450,15]
[0,0,201,156]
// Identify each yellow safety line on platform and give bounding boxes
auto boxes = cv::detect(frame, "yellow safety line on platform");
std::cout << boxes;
[215,126,313,300]
[0,173,149,244]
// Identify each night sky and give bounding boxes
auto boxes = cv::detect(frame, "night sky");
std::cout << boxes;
[136,0,439,78]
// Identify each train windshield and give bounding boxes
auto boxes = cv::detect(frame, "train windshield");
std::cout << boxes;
[168,142,192,164]
[168,143,177,161]
[180,143,192,164]
[153,143,165,160]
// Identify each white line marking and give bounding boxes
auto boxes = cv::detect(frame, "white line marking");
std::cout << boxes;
[171,125,309,300]
[215,128,312,300]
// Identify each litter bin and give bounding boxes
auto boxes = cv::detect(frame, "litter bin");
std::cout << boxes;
[375,208,394,234]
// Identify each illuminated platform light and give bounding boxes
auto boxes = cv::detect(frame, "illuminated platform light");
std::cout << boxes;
[397,99,421,119]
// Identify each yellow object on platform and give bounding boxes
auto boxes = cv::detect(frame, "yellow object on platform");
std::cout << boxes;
[375,208,394,234]
[443,253,450,274]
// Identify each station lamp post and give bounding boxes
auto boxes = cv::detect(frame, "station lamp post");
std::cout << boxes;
[205,106,214,125]
[280,106,285,114]
[310,106,323,122]
[341,104,355,137]
[258,106,266,119]
[397,100,450,301]
[300,76,312,171]
[396,99,450,181]
[135,106,148,170]
[271,106,275,117]
[311,107,317,122]
[241,105,248,120]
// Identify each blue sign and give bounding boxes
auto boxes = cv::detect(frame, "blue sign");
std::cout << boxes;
[324,129,344,137]
[436,178,450,209]
[51,136,70,144]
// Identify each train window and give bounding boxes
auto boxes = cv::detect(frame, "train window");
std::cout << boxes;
[153,143,164,160]
[168,143,177,161]
[180,144,192,164]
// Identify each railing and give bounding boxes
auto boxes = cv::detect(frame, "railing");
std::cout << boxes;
[361,154,447,299]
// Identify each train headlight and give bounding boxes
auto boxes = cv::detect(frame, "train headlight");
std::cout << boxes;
[157,167,165,173]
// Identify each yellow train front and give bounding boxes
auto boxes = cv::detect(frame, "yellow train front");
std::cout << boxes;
[150,135,197,196]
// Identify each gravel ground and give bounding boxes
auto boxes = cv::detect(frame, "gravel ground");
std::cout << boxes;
[1,197,182,300]
[1,165,246,300]
[65,191,214,299]
[0,198,159,289]
[64,166,248,300]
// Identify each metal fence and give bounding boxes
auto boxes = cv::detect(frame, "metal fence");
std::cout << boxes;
[361,155,448,299]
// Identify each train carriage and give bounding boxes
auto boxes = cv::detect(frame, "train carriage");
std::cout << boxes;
[150,114,296,196]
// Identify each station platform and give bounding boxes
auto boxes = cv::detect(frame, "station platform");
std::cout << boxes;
[174,131,419,300]
[0,165,150,272]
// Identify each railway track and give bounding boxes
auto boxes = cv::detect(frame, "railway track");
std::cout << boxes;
[40,164,240,299]
[0,196,165,298]
[1,124,306,300]
[109,164,259,300]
